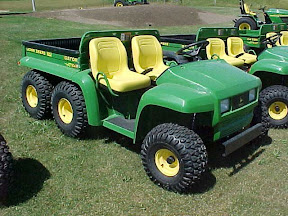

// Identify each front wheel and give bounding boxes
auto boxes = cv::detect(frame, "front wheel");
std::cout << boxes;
[234,17,257,30]
[51,81,88,137]
[141,123,208,193]
[259,85,288,128]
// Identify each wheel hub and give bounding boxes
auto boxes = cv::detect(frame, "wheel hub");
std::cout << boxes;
[268,101,288,120]
[26,85,38,108]
[239,23,251,30]
[58,98,73,124]
[155,149,179,177]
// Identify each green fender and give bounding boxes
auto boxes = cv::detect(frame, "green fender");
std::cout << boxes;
[249,58,288,76]
[133,83,215,142]
[19,56,101,126]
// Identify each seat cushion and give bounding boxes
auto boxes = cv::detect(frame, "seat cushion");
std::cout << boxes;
[238,53,257,64]
[99,70,151,92]
[222,56,245,67]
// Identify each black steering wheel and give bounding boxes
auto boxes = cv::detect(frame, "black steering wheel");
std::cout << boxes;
[176,40,209,57]
[262,33,282,47]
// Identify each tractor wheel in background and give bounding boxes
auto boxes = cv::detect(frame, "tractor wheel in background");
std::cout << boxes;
[21,70,53,119]
[259,85,288,129]
[141,123,208,193]
[114,0,125,7]
[51,81,88,137]
[234,17,257,30]
[0,134,13,203]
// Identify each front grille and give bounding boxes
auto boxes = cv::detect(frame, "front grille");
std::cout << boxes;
[231,92,249,111]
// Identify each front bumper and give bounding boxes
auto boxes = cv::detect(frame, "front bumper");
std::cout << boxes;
[222,123,262,156]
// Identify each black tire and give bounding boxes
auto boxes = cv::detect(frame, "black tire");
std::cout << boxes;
[0,134,13,203]
[259,85,288,129]
[21,70,53,119]
[141,123,208,193]
[234,17,257,30]
[51,81,88,137]
[114,0,126,7]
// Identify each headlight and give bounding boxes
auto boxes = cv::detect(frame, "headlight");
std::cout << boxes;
[221,99,230,113]
[249,89,256,102]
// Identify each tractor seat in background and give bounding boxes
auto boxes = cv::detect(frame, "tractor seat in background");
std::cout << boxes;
[227,37,257,64]
[244,3,256,16]
[89,37,151,92]
[265,32,281,48]
[206,38,245,67]
[132,35,169,81]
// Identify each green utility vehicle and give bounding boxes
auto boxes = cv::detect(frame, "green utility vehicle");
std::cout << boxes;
[234,0,288,30]
[19,29,265,192]
[238,23,287,51]
[114,0,148,7]
[160,26,288,128]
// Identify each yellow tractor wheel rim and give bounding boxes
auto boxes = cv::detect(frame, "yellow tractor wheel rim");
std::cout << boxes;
[26,85,38,108]
[116,2,124,7]
[268,101,288,120]
[155,149,179,177]
[58,98,73,124]
[239,23,251,30]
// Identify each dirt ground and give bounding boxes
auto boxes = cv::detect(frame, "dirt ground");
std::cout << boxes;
[27,4,235,27]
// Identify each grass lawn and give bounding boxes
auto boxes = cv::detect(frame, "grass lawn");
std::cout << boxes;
[0,14,287,215]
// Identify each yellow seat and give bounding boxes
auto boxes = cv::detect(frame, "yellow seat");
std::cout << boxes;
[244,4,256,16]
[131,35,169,81]
[266,32,281,48]
[280,31,288,46]
[227,37,257,65]
[206,38,244,67]
[89,37,151,92]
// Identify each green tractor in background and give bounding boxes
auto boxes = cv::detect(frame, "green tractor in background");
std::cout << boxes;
[234,0,288,30]
[114,0,149,7]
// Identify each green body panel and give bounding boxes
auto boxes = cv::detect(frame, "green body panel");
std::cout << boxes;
[266,8,288,24]
[134,60,260,142]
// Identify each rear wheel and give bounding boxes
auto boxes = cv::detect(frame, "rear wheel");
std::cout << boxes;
[235,17,257,30]
[51,81,88,137]
[259,85,288,128]
[21,70,53,119]
[141,123,208,193]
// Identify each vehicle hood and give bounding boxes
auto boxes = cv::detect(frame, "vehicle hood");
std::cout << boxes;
[258,46,288,61]
[266,8,288,15]
[156,60,261,99]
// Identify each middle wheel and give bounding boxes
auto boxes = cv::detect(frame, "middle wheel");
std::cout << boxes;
[51,81,88,137]
[141,123,208,193]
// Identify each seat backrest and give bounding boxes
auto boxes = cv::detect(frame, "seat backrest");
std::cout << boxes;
[227,37,245,56]
[131,35,164,73]
[89,37,129,79]
[244,3,256,15]
[206,38,227,59]
[280,31,288,46]
[266,32,280,48]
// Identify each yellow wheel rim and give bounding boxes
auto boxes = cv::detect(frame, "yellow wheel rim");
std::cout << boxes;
[58,98,73,124]
[26,85,38,108]
[155,149,179,177]
[239,23,251,30]
[116,2,124,7]
[268,101,288,120]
